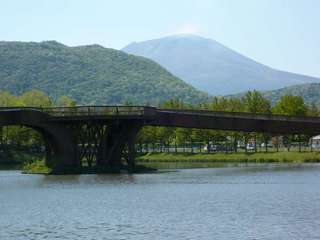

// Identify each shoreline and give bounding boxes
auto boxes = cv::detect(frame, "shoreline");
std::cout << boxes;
[2,151,320,174]
[137,152,320,163]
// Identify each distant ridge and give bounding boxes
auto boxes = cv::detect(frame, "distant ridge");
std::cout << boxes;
[123,34,320,95]
[228,82,320,106]
[0,41,209,105]
[263,83,320,105]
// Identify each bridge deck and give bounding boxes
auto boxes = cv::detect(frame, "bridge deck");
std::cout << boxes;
[154,109,320,134]
[158,109,320,123]
[0,106,320,134]
[0,106,157,120]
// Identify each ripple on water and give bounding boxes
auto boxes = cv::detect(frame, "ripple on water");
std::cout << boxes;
[1,165,320,240]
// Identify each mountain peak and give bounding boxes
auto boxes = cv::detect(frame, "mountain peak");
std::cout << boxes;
[165,33,204,39]
[122,36,320,95]
[162,34,218,44]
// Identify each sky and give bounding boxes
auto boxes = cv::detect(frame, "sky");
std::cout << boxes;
[1,0,319,77]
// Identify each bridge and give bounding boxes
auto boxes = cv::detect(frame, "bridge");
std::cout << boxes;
[1,106,320,173]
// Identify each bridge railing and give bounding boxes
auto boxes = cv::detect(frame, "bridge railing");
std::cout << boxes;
[41,106,156,117]
[158,108,320,122]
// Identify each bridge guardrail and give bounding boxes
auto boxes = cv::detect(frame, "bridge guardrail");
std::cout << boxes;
[0,106,157,117]
[1,106,320,122]
[158,108,320,122]
[42,106,156,117]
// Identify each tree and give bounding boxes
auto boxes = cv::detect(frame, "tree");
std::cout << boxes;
[242,90,271,113]
[273,95,308,116]
[0,91,21,107]
[307,102,319,116]
[19,90,53,107]
[57,96,77,107]
[273,95,308,152]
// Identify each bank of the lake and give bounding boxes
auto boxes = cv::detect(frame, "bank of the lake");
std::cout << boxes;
[5,151,320,175]
[22,160,51,174]
[21,160,157,175]
[137,151,320,163]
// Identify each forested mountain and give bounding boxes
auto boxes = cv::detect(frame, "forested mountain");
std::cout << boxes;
[123,34,320,95]
[0,41,208,105]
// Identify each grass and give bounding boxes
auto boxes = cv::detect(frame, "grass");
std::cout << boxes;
[21,161,156,174]
[137,151,320,163]
[22,160,52,174]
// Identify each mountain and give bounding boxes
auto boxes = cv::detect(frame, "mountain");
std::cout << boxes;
[123,34,320,96]
[0,41,209,105]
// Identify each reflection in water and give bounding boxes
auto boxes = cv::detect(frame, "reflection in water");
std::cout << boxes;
[1,164,320,240]
[43,173,137,185]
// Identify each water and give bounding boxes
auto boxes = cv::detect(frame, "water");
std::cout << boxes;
[1,164,320,239]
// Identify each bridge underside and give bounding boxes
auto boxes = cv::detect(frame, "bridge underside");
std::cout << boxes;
[47,120,143,173]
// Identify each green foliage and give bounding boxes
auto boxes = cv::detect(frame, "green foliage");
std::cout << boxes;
[0,41,208,105]
[19,90,53,107]
[242,90,271,113]
[273,95,308,116]
[58,95,77,107]
[0,90,54,156]
[138,152,320,163]
[137,92,316,150]
[308,103,319,116]
[263,83,320,106]
[22,160,51,174]
[0,91,21,106]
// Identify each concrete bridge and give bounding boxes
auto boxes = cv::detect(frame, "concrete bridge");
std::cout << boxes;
[1,106,320,173]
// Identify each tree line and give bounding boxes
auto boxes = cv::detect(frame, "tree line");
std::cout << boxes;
[137,90,318,153]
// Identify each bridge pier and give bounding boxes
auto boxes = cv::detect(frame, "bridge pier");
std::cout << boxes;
[50,120,143,173]
[97,121,142,172]
[40,125,78,173]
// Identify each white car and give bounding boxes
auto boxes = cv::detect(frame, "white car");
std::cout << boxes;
[246,143,255,151]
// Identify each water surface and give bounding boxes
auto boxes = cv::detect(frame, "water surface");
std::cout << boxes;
[1,164,320,239]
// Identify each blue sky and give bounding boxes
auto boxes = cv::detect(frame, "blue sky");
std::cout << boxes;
[1,0,319,77]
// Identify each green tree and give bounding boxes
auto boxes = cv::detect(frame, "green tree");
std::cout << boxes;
[307,102,319,116]
[273,95,308,116]
[19,90,53,107]
[273,95,308,152]
[57,95,77,107]
[242,90,271,113]
[0,91,21,107]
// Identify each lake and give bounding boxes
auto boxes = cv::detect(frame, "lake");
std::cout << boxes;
[1,164,320,239]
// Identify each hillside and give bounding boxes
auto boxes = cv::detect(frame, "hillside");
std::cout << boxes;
[0,41,209,105]
[123,34,320,96]
[263,83,320,105]
[228,83,320,106]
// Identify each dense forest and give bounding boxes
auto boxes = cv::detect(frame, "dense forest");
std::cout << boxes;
[0,89,318,163]
[0,41,208,105]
